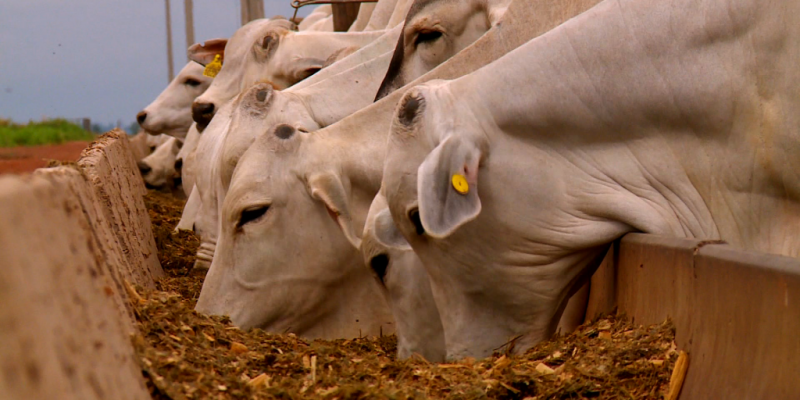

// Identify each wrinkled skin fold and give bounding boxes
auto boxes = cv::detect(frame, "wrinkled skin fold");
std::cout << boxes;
[380,0,800,360]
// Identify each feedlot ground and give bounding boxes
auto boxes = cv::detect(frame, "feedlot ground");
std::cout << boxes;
[0,141,88,174]
[137,191,683,400]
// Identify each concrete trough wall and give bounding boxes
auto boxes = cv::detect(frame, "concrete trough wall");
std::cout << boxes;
[0,130,158,400]
[586,233,800,399]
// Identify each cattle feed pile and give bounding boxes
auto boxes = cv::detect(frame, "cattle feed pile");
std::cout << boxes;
[137,190,687,400]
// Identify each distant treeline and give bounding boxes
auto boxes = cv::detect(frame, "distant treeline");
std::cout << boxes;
[0,118,96,147]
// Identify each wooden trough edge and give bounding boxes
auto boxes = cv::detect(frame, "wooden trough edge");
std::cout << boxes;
[586,233,800,399]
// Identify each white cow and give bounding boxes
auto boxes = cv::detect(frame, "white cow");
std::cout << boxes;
[137,61,212,139]
[195,0,600,350]
[185,27,399,270]
[378,0,800,360]
[195,88,395,338]
[191,0,513,272]
[138,136,183,196]
[298,5,332,31]
[188,19,386,127]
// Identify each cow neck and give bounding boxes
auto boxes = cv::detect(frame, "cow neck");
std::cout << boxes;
[451,0,800,257]
[290,30,388,60]
[292,26,401,91]
[295,51,394,127]
[305,85,405,200]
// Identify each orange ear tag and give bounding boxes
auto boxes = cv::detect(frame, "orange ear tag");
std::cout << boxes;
[451,174,469,195]
[203,54,223,78]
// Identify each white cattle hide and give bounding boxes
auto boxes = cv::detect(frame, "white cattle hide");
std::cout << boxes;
[188,19,385,126]
[380,0,800,360]
[194,0,512,275]
[194,0,599,350]
[298,5,332,31]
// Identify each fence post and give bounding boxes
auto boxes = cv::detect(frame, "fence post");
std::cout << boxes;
[332,2,360,31]
[82,118,91,132]
[184,0,195,54]
[240,0,265,25]
[165,0,175,82]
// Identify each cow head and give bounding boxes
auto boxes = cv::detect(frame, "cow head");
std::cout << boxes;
[218,83,320,192]
[382,84,614,359]
[138,136,183,195]
[189,18,325,129]
[195,118,393,338]
[138,61,212,138]
[187,83,321,273]
[375,0,511,100]
[362,191,446,361]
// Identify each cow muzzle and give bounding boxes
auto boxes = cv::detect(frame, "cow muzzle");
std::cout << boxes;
[192,102,216,128]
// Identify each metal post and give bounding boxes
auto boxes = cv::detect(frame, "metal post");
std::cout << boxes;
[240,0,265,25]
[165,0,175,82]
[184,0,195,54]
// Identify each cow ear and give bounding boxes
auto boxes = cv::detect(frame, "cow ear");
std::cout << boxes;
[373,207,412,250]
[188,38,227,66]
[417,135,482,238]
[308,173,362,249]
[291,58,325,82]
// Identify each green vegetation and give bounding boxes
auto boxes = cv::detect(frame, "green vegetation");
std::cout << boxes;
[0,119,96,147]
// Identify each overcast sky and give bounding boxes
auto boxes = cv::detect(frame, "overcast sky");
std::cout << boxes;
[0,1,312,126]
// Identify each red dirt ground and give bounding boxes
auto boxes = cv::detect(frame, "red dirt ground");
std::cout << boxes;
[0,141,89,174]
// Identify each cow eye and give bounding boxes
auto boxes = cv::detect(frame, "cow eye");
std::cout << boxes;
[414,30,443,47]
[408,208,425,235]
[184,78,201,87]
[237,205,269,228]
[370,254,389,284]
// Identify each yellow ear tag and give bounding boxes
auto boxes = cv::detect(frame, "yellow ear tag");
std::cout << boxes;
[203,54,222,78]
[451,173,469,195]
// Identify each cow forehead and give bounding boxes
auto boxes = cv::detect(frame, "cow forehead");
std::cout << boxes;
[178,61,206,77]
[403,0,460,27]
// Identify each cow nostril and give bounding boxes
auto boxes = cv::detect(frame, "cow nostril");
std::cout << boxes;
[192,102,216,127]
[174,158,183,172]
[136,111,147,125]
[137,161,152,175]
[370,254,389,284]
